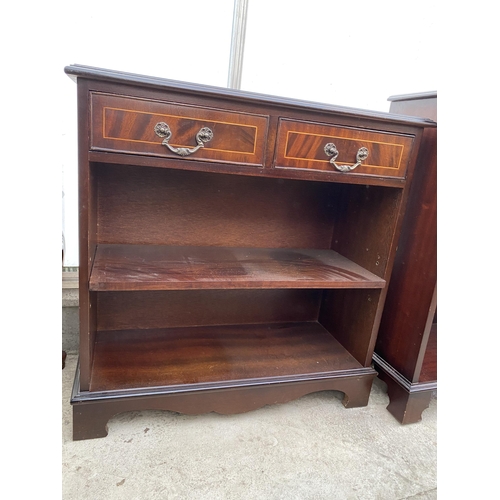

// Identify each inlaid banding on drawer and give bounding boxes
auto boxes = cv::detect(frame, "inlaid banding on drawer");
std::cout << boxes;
[91,93,269,166]
[275,119,414,178]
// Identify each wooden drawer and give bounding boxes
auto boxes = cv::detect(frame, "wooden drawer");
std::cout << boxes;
[275,119,414,179]
[90,93,269,166]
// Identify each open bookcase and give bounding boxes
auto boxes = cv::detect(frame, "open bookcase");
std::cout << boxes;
[65,65,434,440]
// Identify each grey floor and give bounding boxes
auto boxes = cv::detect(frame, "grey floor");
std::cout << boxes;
[62,353,436,499]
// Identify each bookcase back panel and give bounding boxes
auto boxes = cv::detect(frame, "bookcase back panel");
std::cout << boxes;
[96,163,337,249]
[96,289,322,331]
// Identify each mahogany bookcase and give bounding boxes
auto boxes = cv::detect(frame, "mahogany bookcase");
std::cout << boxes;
[64,65,434,440]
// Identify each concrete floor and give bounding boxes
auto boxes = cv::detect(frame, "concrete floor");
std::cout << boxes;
[62,353,437,499]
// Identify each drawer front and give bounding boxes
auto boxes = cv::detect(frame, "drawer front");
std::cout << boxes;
[91,93,269,166]
[275,119,414,178]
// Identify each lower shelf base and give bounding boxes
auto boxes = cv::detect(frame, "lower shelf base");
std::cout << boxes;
[373,353,437,425]
[71,366,377,441]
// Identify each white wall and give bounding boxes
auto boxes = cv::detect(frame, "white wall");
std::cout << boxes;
[4,1,437,268]
[55,1,436,266]
[243,1,437,111]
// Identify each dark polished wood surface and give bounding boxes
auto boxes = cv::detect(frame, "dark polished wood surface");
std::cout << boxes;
[90,322,363,392]
[96,289,322,332]
[419,323,437,383]
[373,92,437,424]
[90,244,386,291]
[65,64,435,128]
[375,124,437,379]
[91,93,269,166]
[275,119,414,178]
[96,164,338,249]
[66,65,433,439]
[72,368,377,440]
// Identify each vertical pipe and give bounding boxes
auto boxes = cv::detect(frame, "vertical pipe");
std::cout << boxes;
[227,0,249,90]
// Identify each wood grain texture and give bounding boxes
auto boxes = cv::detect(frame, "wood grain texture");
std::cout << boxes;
[77,80,97,390]
[89,244,386,291]
[65,64,435,129]
[331,183,403,279]
[96,289,322,331]
[66,65,430,439]
[72,370,377,440]
[275,119,414,178]
[73,68,432,189]
[89,150,409,188]
[376,367,434,425]
[91,93,269,166]
[370,93,437,424]
[375,94,437,383]
[89,322,363,392]
[419,323,437,383]
[320,288,382,367]
[96,164,338,249]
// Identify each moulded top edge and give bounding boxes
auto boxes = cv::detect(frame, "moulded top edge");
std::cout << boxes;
[388,91,437,102]
[64,64,436,129]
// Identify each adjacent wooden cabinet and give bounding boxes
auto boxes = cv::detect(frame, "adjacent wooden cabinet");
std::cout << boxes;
[65,65,434,440]
[373,92,437,424]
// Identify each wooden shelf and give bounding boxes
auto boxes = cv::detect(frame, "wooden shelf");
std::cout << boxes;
[89,322,364,392]
[89,244,385,291]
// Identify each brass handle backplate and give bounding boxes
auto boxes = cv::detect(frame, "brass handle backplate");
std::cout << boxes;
[154,122,214,157]
[324,143,369,172]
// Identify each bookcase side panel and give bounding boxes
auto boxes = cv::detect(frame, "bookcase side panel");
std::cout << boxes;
[77,81,98,390]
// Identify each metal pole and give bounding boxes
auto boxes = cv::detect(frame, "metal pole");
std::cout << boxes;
[227,0,249,90]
